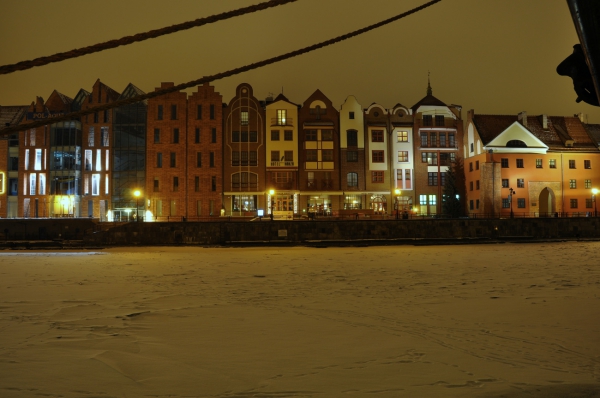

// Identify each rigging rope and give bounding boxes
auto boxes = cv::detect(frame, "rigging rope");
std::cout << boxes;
[0,0,441,136]
[0,0,297,75]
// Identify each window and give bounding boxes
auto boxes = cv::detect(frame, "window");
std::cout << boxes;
[569,159,576,169]
[517,198,525,208]
[435,115,444,126]
[171,104,177,120]
[197,105,202,119]
[250,151,257,166]
[502,179,509,188]
[284,151,293,162]
[422,152,438,165]
[371,171,384,183]
[476,199,480,210]
[549,159,556,168]
[94,112,98,123]
[241,131,248,142]
[586,198,593,208]
[196,152,202,167]
[397,131,408,142]
[448,133,455,147]
[154,178,160,192]
[170,152,176,168]
[276,109,287,125]
[585,160,591,169]
[101,127,109,147]
[347,151,358,162]
[502,198,510,208]
[306,150,317,161]
[469,181,473,191]
[536,159,542,168]
[476,160,479,170]
[469,200,474,210]
[450,153,456,163]
[469,162,473,172]
[421,132,428,147]
[420,195,427,205]
[157,153,162,168]
[322,130,333,141]
[271,150,280,162]
[570,179,576,189]
[195,128,200,144]
[349,111,355,119]
[430,132,437,147]
[210,104,215,120]
[34,149,42,171]
[211,176,216,191]
[173,128,179,144]
[173,176,179,191]
[516,159,524,168]
[347,172,358,187]
[305,130,317,141]
[284,130,293,141]
[88,127,95,147]
[372,150,384,163]
[501,158,509,168]
[322,150,333,161]
[84,150,92,171]
[271,130,280,141]
[439,133,446,148]
[211,128,217,143]
[470,143,474,153]
[210,152,215,167]
[154,128,160,144]
[570,198,578,208]
[517,178,524,188]
[476,180,480,190]
[347,130,357,146]
[372,130,384,142]
[249,131,257,142]
[240,111,248,125]
[232,131,239,142]
[103,110,108,123]
[240,151,248,166]
[398,151,408,162]
[423,115,432,126]
[29,174,36,195]
[430,173,439,186]
[585,179,592,189]
[232,151,239,166]
[92,174,99,196]
[195,176,200,192]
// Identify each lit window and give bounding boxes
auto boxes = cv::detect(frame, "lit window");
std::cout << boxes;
[397,131,408,142]
[398,151,408,162]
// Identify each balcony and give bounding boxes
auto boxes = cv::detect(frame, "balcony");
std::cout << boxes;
[270,161,295,167]
[271,117,294,126]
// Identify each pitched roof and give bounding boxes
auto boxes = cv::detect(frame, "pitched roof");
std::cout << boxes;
[473,113,599,152]
[584,123,600,145]
[411,94,447,111]
[0,105,28,128]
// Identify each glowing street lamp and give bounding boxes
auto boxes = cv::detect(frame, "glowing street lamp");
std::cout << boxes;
[394,188,401,219]
[269,189,275,220]
[593,188,599,217]
[133,190,141,222]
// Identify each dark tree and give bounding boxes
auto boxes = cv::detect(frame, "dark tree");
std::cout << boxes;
[442,157,466,217]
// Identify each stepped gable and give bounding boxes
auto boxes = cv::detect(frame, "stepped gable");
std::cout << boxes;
[472,114,517,145]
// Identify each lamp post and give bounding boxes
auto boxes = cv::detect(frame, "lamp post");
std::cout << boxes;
[394,189,401,219]
[269,189,275,220]
[133,190,141,222]
[508,187,516,218]
[593,188,599,217]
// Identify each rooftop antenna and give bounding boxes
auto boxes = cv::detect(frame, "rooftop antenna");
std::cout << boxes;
[427,71,432,96]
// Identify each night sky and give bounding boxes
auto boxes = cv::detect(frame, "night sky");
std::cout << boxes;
[1,0,599,123]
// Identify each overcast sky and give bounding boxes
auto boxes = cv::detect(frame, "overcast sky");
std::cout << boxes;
[1,0,599,123]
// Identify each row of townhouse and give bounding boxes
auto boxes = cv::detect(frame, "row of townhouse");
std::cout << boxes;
[0,78,464,221]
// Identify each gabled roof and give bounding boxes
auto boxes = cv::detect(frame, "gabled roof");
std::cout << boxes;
[411,94,447,111]
[473,113,599,152]
[54,91,73,105]
[119,83,146,103]
[584,123,600,146]
[0,105,28,128]
[271,93,297,106]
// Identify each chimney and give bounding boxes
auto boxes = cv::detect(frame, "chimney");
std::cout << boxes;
[542,114,548,129]
[518,111,527,127]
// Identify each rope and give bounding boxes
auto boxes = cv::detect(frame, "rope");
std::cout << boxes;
[0,0,297,75]
[0,0,441,136]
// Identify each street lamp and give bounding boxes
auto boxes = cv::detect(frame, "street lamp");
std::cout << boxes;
[394,188,401,219]
[133,190,141,222]
[508,187,516,218]
[592,188,599,217]
[269,189,275,220]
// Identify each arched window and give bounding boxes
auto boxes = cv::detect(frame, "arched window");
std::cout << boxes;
[506,140,527,148]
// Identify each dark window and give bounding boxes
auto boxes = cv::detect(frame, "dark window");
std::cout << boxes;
[284,130,293,141]
[507,140,527,148]
[475,160,479,170]
[502,179,509,188]
[429,172,439,186]
[271,151,280,162]
[502,198,510,208]
[306,150,317,161]
[347,172,358,187]
[423,115,432,126]
[469,181,473,191]
[439,133,446,147]
[103,110,108,123]
[517,198,526,208]
[347,130,358,146]
[372,130,384,142]
[585,160,591,169]
[470,200,474,210]
[569,159,576,169]
[210,152,215,167]
[271,130,280,141]
[232,131,239,142]
[195,128,200,144]
[570,198,578,208]
[516,159,524,168]
[173,128,179,144]
[517,178,524,188]
[372,150,384,163]
[349,112,355,119]
[371,171,384,183]
[157,105,163,120]
[154,178,159,192]
[429,132,437,147]
[196,152,202,167]
[171,104,177,120]
[250,151,257,166]
[173,176,179,191]
[211,128,217,143]
[156,153,162,168]
[435,115,444,126]
[321,130,333,141]
[241,131,248,142]
[469,162,473,172]
[197,105,202,119]
[470,143,474,152]
[476,180,480,190]
[305,130,317,141]
[322,150,333,161]
[346,151,358,162]
[249,131,257,142]
[195,176,200,192]
[448,133,455,147]
[170,152,176,168]
[94,112,98,123]
[232,151,239,166]
[420,132,428,147]
[154,128,160,143]
[211,176,216,191]
[501,158,509,168]
[210,105,215,120]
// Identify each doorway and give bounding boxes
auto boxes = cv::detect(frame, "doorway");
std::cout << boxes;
[539,187,555,217]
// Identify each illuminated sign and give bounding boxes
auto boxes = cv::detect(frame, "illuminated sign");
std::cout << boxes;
[0,171,4,194]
